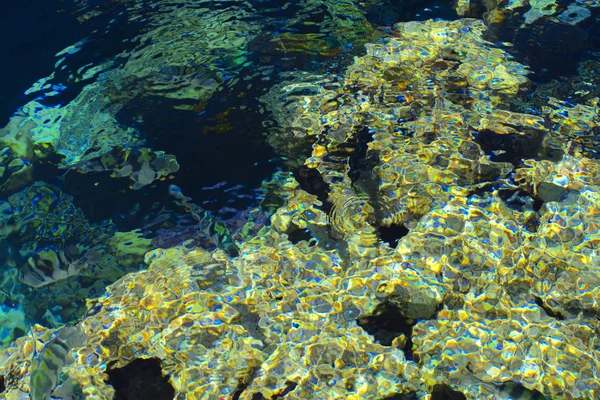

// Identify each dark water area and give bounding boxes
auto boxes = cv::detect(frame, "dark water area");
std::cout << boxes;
[0,0,82,123]
[488,7,600,83]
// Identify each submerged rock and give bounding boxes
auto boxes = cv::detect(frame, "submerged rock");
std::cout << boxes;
[2,16,600,400]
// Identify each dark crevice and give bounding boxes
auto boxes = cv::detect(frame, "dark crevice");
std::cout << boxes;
[251,393,266,400]
[0,374,5,393]
[348,126,376,182]
[287,228,314,244]
[431,384,467,400]
[498,188,543,212]
[271,381,298,399]
[231,366,260,400]
[564,299,598,317]
[535,296,565,320]
[524,216,541,233]
[451,0,486,18]
[497,382,548,400]
[443,294,465,311]
[260,181,287,215]
[319,123,382,224]
[357,302,417,360]
[349,126,381,212]
[294,165,331,212]
[473,128,545,166]
[378,224,409,247]
[379,392,419,400]
[105,358,175,400]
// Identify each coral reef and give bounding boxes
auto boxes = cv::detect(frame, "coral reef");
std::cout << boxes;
[2,15,600,400]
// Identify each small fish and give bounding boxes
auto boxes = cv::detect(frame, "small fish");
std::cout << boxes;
[30,326,86,400]
[169,185,239,257]
[21,247,86,288]
[217,207,239,214]
[201,181,228,190]
[224,184,245,193]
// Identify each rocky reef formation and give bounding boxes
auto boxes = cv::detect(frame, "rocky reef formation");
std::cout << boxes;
[2,15,600,400]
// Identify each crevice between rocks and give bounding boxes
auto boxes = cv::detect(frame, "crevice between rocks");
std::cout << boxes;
[105,358,175,400]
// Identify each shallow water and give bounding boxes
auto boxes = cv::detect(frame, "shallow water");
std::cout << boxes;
[1,1,600,399]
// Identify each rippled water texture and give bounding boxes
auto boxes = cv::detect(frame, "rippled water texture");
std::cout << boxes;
[1,0,600,399]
